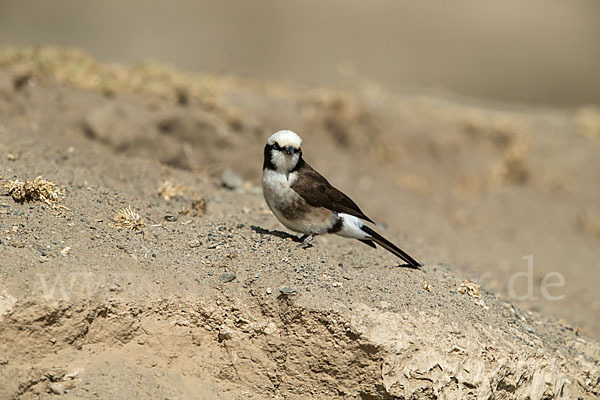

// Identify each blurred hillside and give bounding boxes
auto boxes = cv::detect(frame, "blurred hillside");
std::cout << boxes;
[1,52,600,398]
[1,47,599,340]
[1,0,599,106]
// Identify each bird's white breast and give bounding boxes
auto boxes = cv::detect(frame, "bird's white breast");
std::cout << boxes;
[262,169,297,203]
[262,168,338,235]
[262,168,299,224]
[262,169,320,234]
[262,169,297,207]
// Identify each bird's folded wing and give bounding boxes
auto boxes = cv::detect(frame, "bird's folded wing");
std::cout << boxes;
[291,162,374,223]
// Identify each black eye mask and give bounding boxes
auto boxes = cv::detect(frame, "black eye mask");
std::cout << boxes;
[273,143,301,154]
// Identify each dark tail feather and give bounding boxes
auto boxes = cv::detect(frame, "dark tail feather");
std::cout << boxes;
[360,226,422,268]
[358,239,377,249]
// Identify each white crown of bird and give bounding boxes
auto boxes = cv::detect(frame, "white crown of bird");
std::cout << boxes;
[267,130,302,148]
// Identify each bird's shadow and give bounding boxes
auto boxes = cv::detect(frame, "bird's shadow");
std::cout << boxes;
[250,226,422,268]
[250,225,305,243]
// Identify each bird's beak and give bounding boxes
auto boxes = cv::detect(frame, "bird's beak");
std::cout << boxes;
[284,146,295,155]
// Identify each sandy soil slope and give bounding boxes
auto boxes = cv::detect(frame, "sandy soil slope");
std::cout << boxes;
[0,48,599,399]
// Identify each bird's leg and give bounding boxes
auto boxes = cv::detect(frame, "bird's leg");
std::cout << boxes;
[298,234,314,248]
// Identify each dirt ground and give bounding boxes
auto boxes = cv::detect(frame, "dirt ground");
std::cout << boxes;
[0,48,599,399]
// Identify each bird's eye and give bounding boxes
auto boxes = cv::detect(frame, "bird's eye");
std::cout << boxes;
[273,143,282,151]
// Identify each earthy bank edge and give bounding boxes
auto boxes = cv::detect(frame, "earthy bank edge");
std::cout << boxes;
[0,48,599,398]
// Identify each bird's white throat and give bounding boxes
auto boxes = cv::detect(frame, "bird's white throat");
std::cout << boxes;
[270,151,300,177]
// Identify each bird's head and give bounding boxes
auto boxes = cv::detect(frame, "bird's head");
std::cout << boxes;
[264,130,303,173]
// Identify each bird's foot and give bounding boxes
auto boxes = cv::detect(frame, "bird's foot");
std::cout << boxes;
[297,234,314,249]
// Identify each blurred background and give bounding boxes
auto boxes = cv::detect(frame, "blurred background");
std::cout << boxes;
[1,0,600,106]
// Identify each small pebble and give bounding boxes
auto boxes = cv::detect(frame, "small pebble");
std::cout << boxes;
[279,286,296,295]
[263,322,278,335]
[220,272,236,283]
[221,168,243,190]
[188,239,201,248]
[266,287,273,294]
[164,213,177,222]
[49,382,65,395]
[218,326,235,341]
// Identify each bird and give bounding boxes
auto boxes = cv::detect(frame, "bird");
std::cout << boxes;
[261,129,421,268]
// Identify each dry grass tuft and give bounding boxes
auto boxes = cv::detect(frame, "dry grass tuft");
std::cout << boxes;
[0,46,214,103]
[179,198,207,217]
[0,46,247,131]
[110,206,145,231]
[488,133,530,187]
[492,153,530,186]
[458,280,481,298]
[158,180,187,200]
[190,198,207,216]
[1,176,66,208]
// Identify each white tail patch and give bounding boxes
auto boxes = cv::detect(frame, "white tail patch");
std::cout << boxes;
[336,213,369,239]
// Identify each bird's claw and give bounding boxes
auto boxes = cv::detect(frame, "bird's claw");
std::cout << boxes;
[297,234,314,248]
